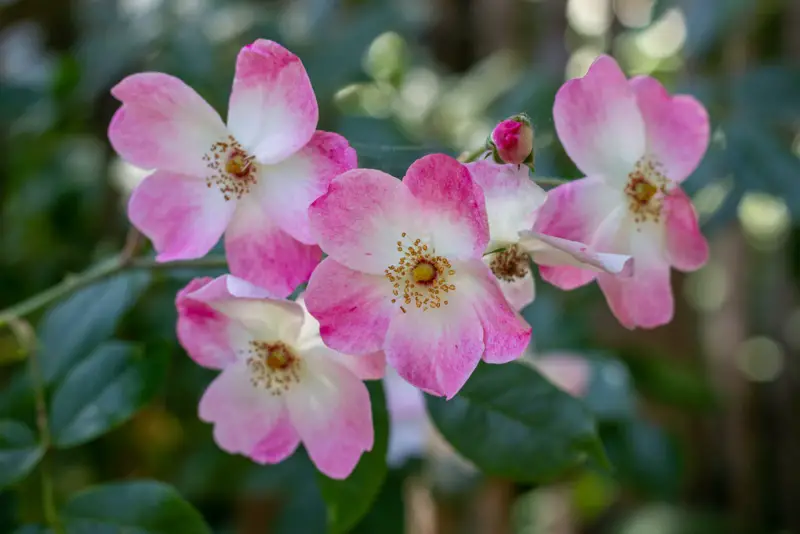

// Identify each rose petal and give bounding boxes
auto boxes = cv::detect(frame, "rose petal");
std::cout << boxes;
[532,354,591,398]
[227,40,318,165]
[225,196,322,298]
[663,187,709,272]
[466,161,546,249]
[128,170,235,262]
[176,277,241,369]
[309,168,420,274]
[385,300,484,399]
[109,73,228,177]
[629,76,710,184]
[519,231,633,276]
[286,356,373,479]
[199,361,286,458]
[455,260,531,364]
[187,274,305,342]
[554,55,646,184]
[403,154,489,259]
[258,131,357,245]
[304,258,395,355]
[534,177,622,289]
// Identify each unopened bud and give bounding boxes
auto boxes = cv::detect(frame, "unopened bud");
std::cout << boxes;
[488,113,534,167]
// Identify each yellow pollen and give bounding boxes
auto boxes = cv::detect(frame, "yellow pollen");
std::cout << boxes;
[624,158,668,225]
[411,261,436,283]
[244,341,301,396]
[203,135,257,201]
[384,233,456,313]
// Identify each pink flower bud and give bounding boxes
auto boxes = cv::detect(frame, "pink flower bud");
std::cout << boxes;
[489,114,534,166]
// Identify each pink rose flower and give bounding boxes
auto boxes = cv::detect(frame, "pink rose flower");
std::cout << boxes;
[176,275,384,479]
[466,161,633,310]
[304,154,532,399]
[110,40,356,297]
[536,55,710,328]
[489,114,534,166]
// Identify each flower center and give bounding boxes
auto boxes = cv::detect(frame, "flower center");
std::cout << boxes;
[624,158,667,224]
[384,233,456,313]
[489,245,529,282]
[245,341,301,396]
[203,135,257,201]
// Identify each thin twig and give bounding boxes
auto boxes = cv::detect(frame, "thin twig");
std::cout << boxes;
[9,320,63,534]
[0,256,228,326]
[532,177,569,187]
[458,147,490,163]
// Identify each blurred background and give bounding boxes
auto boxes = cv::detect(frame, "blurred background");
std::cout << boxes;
[1,0,800,532]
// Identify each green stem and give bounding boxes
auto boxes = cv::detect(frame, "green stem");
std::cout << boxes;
[10,320,62,533]
[0,256,228,326]
[532,176,569,187]
[458,146,489,163]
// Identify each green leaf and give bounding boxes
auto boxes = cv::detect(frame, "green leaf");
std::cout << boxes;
[60,480,211,534]
[0,420,44,488]
[583,356,636,421]
[49,341,168,448]
[426,361,606,482]
[316,381,389,534]
[39,270,151,385]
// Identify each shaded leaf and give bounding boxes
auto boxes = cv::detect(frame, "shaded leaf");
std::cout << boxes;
[49,341,168,448]
[426,361,606,482]
[316,381,389,534]
[0,420,44,489]
[39,270,151,385]
[60,480,211,534]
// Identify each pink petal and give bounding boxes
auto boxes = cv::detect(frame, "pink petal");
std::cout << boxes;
[259,131,357,245]
[534,177,621,289]
[494,267,536,311]
[597,225,673,329]
[554,55,646,183]
[384,369,429,466]
[663,187,709,272]
[285,356,373,479]
[227,40,318,165]
[225,197,322,298]
[109,73,228,177]
[128,170,235,262]
[403,154,489,259]
[187,274,305,341]
[629,76,710,183]
[309,168,420,274]
[199,362,288,459]
[304,258,395,355]
[176,277,238,369]
[293,294,386,380]
[532,354,591,398]
[385,302,484,399]
[519,231,633,277]
[455,260,531,364]
[466,161,546,249]
[251,410,301,464]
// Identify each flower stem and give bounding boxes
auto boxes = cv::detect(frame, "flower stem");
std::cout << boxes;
[9,320,63,534]
[0,256,228,326]
[458,147,489,163]
[532,177,569,187]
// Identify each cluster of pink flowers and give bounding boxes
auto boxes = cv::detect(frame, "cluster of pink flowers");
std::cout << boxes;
[110,40,709,478]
